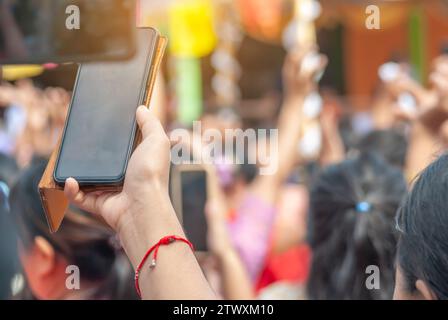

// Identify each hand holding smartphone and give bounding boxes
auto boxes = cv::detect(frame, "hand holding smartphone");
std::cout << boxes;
[53,28,159,188]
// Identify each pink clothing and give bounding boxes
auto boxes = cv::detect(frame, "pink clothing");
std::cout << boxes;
[228,194,276,282]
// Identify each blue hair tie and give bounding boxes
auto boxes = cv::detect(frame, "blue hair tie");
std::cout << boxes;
[356,201,371,213]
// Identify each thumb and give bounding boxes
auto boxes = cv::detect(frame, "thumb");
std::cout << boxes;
[136,105,165,140]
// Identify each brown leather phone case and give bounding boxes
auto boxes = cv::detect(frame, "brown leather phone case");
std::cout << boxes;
[39,35,167,233]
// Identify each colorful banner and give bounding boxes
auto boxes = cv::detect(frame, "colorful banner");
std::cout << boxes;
[1,65,44,81]
[176,57,203,125]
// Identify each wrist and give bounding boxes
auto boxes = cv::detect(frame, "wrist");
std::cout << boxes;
[117,189,185,268]
[285,93,306,104]
[416,106,448,134]
[215,246,240,265]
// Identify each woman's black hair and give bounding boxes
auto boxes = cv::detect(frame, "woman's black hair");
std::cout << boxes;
[9,160,137,299]
[357,129,408,169]
[0,153,19,299]
[396,154,448,300]
[307,152,407,300]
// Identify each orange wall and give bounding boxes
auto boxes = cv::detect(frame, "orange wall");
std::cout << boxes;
[341,4,448,109]
[343,22,408,105]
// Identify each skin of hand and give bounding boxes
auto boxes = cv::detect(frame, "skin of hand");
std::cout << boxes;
[393,56,448,125]
[411,56,448,134]
[319,100,345,166]
[427,56,448,147]
[392,74,438,123]
[404,55,448,181]
[64,106,172,232]
[439,120,448,146]
[205,199,234,259]
[64,106,215,300]
[282,46,327,102]
[374,63,436,128]
[431,56,448,113]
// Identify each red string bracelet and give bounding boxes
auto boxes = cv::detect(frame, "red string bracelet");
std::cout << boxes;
[134,235,194,298]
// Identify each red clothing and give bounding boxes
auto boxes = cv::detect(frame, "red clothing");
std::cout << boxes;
[256,245,311,292]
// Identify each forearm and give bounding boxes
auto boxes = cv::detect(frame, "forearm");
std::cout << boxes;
[405,106,448,181]
[278,97,305,170]
[405,122,443,182]
[119,189,216,300]
[219,251,255,300]
[320,131,345,167]
[418,106,448,133]
[252,96,304,202]
[0,8,28,58]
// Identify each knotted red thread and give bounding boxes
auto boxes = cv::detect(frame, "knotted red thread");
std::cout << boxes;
[134,235,194,298]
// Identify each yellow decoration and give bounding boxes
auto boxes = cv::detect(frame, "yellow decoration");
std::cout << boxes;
[1,65,44,81]
[169,0,217,58]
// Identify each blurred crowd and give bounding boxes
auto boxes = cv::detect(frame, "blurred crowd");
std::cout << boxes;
[2,43,448,300]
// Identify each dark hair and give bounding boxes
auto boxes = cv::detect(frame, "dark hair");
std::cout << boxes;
[357,129,408,169]
[307,153,407,300]
[9,160,137,299]
[396,154,448,300]
[236,163,258,184]
[0,153,19,186]
[0,153,19,299]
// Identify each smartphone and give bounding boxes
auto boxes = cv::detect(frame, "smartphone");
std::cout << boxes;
[0,0,136,64]
[53,27,158,187]
[170,165,208,252]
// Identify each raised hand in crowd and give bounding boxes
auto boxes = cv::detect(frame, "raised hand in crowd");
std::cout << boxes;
[64,106,216,300]
[403,55,448,180]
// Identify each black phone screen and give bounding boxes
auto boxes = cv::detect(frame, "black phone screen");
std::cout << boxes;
[54,28,157,185]
[181,171,208,252]
[0,0,136,64]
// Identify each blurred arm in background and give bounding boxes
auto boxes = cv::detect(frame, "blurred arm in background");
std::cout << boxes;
[397,56,448,181]
[226,48,327,282]
[0,0,28,59]
[319,97,345,166]
[205,166,255,300]
[250,47,327,204]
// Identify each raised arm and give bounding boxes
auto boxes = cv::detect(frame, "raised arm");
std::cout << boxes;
[250,48,327,204]
[0,1,28,59]
[405,57,448,181]
[64,106,216,300]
